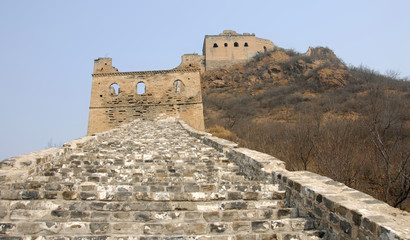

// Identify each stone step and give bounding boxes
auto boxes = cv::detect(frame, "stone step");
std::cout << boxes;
[0,179,284,196]
[0,218,316,237]
[38,169,254,183]
[0,189,284,202]
[0,180,275,191]
[5,208,295,223]
[41,167,243,173]
[2,199,285,212]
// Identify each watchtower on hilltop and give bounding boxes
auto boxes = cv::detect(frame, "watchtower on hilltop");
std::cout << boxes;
[203,30,274,71]
[87,30,274,135]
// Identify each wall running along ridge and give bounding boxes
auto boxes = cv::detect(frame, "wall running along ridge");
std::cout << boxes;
[0,119,408,239]
[179,121,410,240]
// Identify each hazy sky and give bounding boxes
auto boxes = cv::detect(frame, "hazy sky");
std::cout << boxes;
[0,0,409,160]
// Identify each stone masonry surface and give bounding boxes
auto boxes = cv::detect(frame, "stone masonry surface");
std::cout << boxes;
[87,30,274,136]
[0,117,325,239]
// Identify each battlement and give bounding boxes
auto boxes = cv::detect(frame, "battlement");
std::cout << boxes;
[93,57,119,74]
[87,57,204,135]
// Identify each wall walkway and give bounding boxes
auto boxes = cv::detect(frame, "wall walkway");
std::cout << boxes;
[0,118,408,239]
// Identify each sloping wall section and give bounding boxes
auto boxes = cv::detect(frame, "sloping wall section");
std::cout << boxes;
[180,122,410,240]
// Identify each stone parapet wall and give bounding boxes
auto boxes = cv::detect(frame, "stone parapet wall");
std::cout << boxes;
[178,121,410,240]
[0,122,129,183]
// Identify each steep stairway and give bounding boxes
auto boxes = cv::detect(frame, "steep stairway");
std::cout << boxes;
[0,120,323,239]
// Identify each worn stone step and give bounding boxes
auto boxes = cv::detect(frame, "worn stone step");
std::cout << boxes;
[6,209,293,223]
[0,189,284,202]
[0,181,276,191]
[3,199,285,213]
[0,120,327,239]
[0,219,318,237]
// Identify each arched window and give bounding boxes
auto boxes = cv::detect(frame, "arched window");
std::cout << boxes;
[224,43,228,47]
[234,42,239,47]
[137,82,146,95]
[213,43,218,48]
[244,42,248,47]
[109,83,120,95]
[174,80,184,93]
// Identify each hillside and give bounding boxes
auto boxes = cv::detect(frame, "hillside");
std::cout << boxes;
[201,47,410,210]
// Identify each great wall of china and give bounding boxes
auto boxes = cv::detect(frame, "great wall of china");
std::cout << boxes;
[0,31,408,239]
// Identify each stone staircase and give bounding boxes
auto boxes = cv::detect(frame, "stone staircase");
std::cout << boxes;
[0,120,324,239]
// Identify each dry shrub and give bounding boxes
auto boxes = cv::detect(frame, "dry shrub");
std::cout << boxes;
[206,125,238,142]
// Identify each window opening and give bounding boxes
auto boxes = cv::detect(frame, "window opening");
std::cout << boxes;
[234,42,239,47]
[137,82,146,95]
[213,43,218,48]
[109,83,120,95]
[264,46,267,52]
[244,42,248,47]
[174,80,183,93]
[224,43,228,47]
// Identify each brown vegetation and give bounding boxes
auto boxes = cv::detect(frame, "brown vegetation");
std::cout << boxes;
[202,47,410,210]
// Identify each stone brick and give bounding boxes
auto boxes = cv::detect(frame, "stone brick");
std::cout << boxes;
[45,183,61,191]
[227,192,242,200]
[165,223,184,234]
[277,208,291,219]
[221,211,238,221]
[134,212,152,221]
[232,222,250,232]
[251,221,270,232]
[340,220,352,236]
[116,191,133,201]
[244,192,258,200]
[184,211,202,220]
[90,222,109,234]
[143,223,165,235]
[90,212,110,221]
[203,212,219,222]
[80,192,97,200]
[221,202,247,210]
[209,223,227,233]
[21,190,39,200]
[62,191,77,200]
[362,217,376,234]
[184,223,207,235]
[236,235,257,240]
[113,212,130,220]
[0,223,16,234]
[260,234,278,240]
[51,210,70,218]
[70,211,89,219]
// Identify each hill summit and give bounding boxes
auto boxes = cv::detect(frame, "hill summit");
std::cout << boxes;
[201,46,410,210]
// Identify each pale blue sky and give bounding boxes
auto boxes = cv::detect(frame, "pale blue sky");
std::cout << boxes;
[0,0,409,160]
